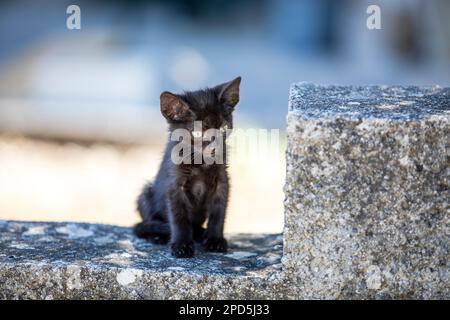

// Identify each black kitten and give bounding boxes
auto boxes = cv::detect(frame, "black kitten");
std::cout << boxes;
[135,77,241,258]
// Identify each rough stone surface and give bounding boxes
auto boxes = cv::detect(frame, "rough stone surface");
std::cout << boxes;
[284,83,449,299]
[2,84,449,300]
[0,220,284,299]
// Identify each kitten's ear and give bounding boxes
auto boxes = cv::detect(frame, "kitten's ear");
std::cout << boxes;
[216,76,241,108]
[160,91,193,122]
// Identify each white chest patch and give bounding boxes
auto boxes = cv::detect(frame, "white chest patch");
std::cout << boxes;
[191,180,206,198]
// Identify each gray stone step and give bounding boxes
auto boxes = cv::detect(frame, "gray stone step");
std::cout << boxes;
[0,220,284,299]
[285,83,449,299]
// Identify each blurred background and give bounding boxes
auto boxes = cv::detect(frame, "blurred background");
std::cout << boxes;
[0,0,449,233]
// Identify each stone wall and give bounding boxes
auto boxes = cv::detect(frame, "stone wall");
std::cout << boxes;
[284,83,449,299]
[0,83,448,299]
[0,221,285,299]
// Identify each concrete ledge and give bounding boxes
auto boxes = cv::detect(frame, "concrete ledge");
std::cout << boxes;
[284,83,449,299]
[0,221,284,299]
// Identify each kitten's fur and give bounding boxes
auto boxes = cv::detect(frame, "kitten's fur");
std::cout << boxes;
[135,77,241,258]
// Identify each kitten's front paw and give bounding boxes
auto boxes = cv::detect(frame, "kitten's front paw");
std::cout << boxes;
[203,237,228,253]
[170,241,194,258]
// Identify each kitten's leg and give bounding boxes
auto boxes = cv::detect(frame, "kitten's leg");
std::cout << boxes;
[203,181,228,252]
[137,182,154,221]
[192,210,207,242]
[193,225,206,242]
[167,187,194,258]
[135,183,170,244]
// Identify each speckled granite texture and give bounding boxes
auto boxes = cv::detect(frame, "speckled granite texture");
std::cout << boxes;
[0,221,284,299]
[1,84,448,299]
[284,83,449,299]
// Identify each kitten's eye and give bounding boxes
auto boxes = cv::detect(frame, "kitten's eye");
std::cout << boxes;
[192,131,202,138]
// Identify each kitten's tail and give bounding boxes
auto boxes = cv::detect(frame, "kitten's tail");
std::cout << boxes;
[133,221,170,244]
[133,221,170,238]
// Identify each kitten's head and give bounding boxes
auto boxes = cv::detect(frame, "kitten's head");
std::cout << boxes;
[160,77,241,134]
[160,77,241,165]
